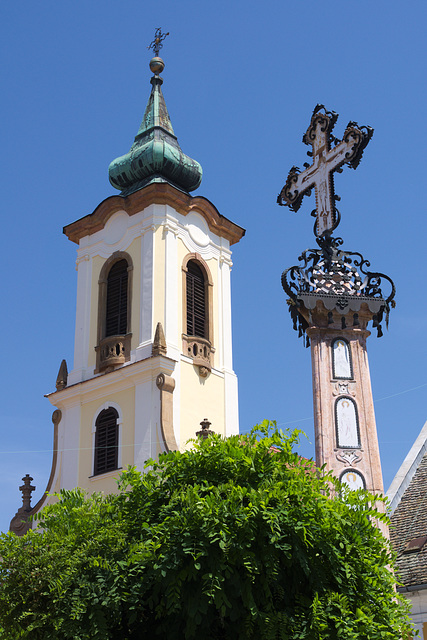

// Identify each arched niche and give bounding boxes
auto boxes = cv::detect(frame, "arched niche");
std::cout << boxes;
[332,338,353,380]
[340,469,365,491]
[335,396,360,449]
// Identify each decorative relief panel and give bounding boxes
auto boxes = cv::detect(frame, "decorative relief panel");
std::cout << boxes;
[340,469,365,491]
[332,381,356,397]
[336,450,362,467]
[332,338,353,379]
[335,397,360,449]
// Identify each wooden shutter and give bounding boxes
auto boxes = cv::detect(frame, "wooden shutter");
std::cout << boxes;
[94,408,118,475]
[186,261,206,337]
[106,260,128,337]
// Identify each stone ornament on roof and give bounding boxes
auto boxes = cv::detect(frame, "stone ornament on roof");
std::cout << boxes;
[9,474,36,536]
[196,418,215,440]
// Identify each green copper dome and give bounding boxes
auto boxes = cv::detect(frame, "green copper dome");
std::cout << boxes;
[109,64,202,195]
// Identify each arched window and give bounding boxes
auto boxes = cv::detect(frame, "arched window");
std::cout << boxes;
[106,259,128,336]
[96,252,133,373]
[94,407,119,475]
[182,254,213,376]
[186,260,206,338]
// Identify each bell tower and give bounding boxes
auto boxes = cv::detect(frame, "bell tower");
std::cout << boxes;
[13,32,244,530]
[278,105,395,495]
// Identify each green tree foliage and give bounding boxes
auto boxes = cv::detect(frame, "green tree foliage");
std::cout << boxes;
[0,423,414,639]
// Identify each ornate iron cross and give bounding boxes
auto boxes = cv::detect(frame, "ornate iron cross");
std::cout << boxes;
[277,105,373,237]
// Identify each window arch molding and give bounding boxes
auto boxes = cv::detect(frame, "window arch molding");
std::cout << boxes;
[182,253,214,376]
[91,401,123,477]
[182,252,213,344]
[96,251,133,372]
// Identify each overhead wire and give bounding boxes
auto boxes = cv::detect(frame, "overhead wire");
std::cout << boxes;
[0,380,425,455]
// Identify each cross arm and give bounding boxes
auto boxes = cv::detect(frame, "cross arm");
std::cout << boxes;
[277,164,315,212]
[341,121,374,170]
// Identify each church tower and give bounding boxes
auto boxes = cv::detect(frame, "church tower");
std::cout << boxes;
[11,33,244,532]
[278,105,395,495]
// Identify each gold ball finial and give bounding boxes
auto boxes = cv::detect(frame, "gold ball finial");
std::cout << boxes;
[149,56,165,75]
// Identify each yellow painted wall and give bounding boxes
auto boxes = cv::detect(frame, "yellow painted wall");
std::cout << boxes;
[179,360,225,447]
[77,386,135,493]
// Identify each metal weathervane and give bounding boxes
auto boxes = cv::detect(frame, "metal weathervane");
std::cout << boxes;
[147,28,170,57]
[277,104,373,237]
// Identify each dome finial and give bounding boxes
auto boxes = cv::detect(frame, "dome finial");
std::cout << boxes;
[147,27,169,76]
[108,27,202,195]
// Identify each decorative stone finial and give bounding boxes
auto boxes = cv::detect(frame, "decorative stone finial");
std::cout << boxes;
[20,474,35,511]
[56,359,68,391]
[9,474,36,536]
[152,322,167,356]
[108,28,202,196]
[196,418,215,440]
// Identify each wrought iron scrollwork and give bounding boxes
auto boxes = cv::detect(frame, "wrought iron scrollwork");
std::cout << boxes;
[282,235,395,344]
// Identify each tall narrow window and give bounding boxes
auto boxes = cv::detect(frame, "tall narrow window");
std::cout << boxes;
[106,259,128,336]
[182,254,213,376]
[186,260,206,338]
[94,408,119,475]
[96,252,133,373]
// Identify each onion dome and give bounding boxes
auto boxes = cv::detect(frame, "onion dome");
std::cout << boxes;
[109,56,202,195]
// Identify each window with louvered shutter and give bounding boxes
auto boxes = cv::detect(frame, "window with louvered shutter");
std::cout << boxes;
[186,261,206,337]
[106,260,128,337]
[94,408,119,475]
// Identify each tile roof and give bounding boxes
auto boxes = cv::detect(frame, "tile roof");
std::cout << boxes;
[390,450,427,589]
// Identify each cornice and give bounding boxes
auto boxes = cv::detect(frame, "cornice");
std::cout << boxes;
[46,355,176,406]
[64,182,245,246]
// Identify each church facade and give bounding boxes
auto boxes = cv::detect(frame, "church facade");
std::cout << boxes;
[10,45,244,534]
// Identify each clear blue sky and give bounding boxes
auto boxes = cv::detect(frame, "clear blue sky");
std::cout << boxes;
[1,1,426,533]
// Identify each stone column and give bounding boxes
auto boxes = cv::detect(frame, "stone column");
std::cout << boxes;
[306,305,384,494]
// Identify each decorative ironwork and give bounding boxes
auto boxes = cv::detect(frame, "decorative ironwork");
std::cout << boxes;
[147,28,170,57]
[277,104,373,237]
[282,234,395,344]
